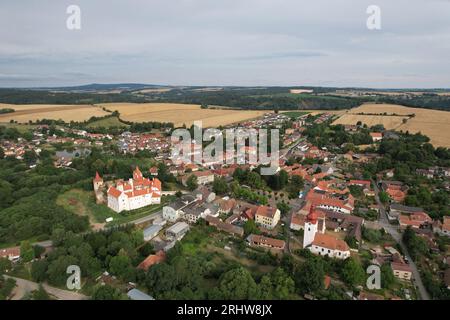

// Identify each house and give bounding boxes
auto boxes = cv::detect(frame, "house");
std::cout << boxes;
[181,170,215,186]
[433,216,450,237]
[165,222,190,240]
[143,224,163,241]
[183,206,203,224]
[137,250,166,271]
[381,181,407,203]
[162,200,187,222]
[127,289,154,300]
[303,206,350,260]
[391,262,413,281]
[247,234,286,250]
[254,206,281,230]
[107,167,162,213]
[215,198,237,214]
[0,247,20,261]
[149,166,158,176]
[398,212,432,229]
[205,215,244,237]
[389,204,429,224]
[370,132,383,142]
[194,186,216,203]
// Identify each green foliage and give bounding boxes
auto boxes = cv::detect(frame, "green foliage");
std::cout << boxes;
[212,176,229,195]
[402,226,429,260]
[294,258,325,294]
[243,220,260,236]
[380,263,396,290]
[32,285,50,300]
[186,175,198,191]
[20,241,34,262]
[0,258,12,273]
[340,257,365,287]
[92,285,124,300]
[215,267,259,300]
[0,276,16,300]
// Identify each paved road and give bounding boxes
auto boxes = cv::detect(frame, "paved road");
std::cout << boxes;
[4,275,88,300]
[372,180,430,300]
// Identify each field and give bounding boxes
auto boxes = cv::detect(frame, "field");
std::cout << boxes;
[0,103,110,123]
[85,116,129,128]
[333,104,450,147]
[96,103,267,127]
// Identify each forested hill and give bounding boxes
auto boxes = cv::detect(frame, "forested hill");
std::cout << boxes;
[0,86,449,111]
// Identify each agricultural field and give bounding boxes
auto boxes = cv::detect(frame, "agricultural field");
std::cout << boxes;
[333,103,450,147]
[0,103,110,123]
[97,103,267,127]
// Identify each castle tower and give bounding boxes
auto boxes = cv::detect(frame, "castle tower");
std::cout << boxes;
[93,171,103,191]
[303,205,318,248]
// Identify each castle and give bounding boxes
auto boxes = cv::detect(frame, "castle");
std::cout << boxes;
[93,167,162,213]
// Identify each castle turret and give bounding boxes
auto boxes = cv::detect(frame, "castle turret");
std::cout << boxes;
[133,166,143,180]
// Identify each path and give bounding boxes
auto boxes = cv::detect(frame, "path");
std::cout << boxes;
[4,275,88,300]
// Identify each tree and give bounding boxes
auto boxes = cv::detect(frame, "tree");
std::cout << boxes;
[243,220,260,236]
[381,263,396,290]
[340,257,365,287]
[294,259,325,294]
[0,258,11,273]
[20,241,34,262]
[0,146,4,159]
[268,268,295,299]
[109,255,132,279]
[92,285,123,300]
[31,260,49,282]
[217,267,259,300]
[277,202,290,215]
[212,176,229,195]
[186,175,198,191]
[32,285,50,300]
[379,191,390,204]
[286,175,304,199]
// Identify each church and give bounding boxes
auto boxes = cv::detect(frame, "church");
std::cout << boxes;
[95,167,162,213]
[303,205,350,260]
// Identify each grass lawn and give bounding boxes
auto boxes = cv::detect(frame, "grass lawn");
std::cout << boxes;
[86,116,129,128]
[57,189,174,227]
[57,189,121,225]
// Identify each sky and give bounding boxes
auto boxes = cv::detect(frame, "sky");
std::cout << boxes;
[1,0,450,88]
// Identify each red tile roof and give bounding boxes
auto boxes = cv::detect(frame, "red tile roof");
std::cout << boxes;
[312,233,349,252]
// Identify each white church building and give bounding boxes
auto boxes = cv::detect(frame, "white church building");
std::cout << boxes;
[101,167,162,213]
[303,206,350,260]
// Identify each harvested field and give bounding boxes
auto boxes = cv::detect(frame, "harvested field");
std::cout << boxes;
[97,103,267,127]
[0,104,109,123]
[333,103,450,147]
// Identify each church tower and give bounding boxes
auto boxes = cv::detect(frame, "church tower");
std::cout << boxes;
[303,205,318,248]
[93,171,103,191]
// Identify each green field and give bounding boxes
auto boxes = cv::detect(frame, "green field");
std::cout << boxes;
[281,111,309,119]
[86,116,129,128]
[0,122,38,133]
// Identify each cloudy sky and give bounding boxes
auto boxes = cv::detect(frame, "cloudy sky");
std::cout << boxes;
[1,0,450,88]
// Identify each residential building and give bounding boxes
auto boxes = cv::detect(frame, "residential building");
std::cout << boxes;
[247,234,286,250]
[0,247,20,261]
[137,251,166,271]
[254,206,281,230]
[391,262,413,281]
